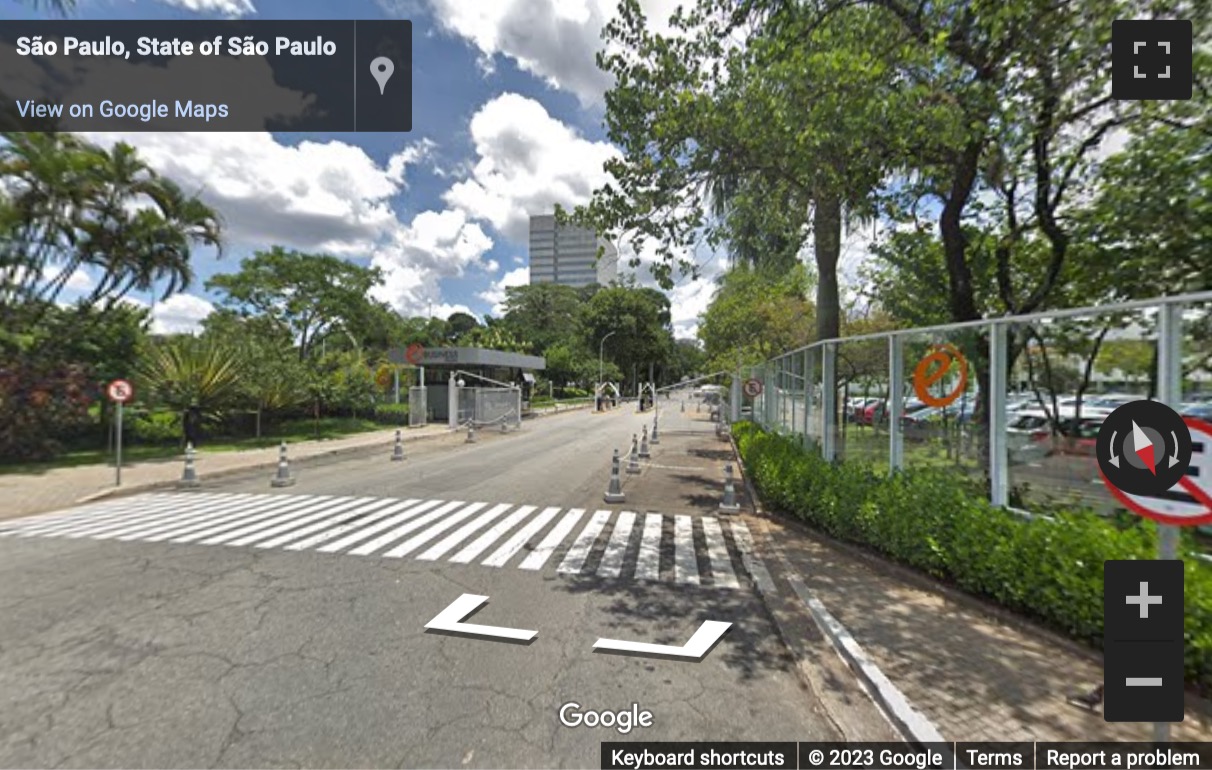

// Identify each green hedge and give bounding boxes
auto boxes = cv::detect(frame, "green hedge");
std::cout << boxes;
[731,421,1212,691]
[373,403,410,424]
[129,411,179,443]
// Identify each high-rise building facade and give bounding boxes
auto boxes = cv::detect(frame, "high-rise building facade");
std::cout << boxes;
[528,214,619,287]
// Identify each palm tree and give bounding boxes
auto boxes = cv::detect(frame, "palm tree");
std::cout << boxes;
[0,133,223,324]
[137,336,244,446]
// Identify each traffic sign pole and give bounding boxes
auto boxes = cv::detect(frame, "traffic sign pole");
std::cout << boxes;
[1155,302,1182,743]
[115,400,123,487]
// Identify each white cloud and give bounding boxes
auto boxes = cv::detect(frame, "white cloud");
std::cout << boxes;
[77,132,468,314]
[416,0,684,107]
[369,209,495,314]
[431,302,476,320]
[151,293,215,335]
[443,93,618,242]
[154,0,256,16]
[477,266,530,316]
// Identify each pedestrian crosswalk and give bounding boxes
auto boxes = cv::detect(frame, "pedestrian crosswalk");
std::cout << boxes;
[0,493,765,591]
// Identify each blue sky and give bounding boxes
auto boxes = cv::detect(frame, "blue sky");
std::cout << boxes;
[13,0,900,340]
[15,0,732,337]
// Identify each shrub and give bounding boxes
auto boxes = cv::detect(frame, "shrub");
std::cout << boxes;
[130,410,180,443]
[373,402,410,424]
[732,421,1212,691]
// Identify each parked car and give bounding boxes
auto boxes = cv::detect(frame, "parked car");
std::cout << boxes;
[1184,403,1212,422]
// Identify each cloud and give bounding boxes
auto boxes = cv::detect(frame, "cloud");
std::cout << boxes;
[150,293,215,335]
[77,132,475,315]
[154,0,256,16]
[79,132,429,255]
[477,266,529,316]
[442,93,618,242]
[369,209,495,314]
[431,302,476,320]
[415,0,684,107]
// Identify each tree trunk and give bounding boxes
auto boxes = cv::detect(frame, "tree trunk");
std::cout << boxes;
[814,195,843,342]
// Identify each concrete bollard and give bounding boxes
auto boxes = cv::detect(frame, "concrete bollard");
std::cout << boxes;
[681,401,685,413]
[719,463,741,514]
[604,449,625,503]
[650,416,660,444]
[179,442,200,488]
[627,434,642,474]
[500,419,509,434]
[639,425,651,458]
[391,429,405,462]
[466,422,477,443]
[271,441,296,487]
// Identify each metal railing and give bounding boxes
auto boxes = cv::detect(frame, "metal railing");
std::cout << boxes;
[739,290,1212,515]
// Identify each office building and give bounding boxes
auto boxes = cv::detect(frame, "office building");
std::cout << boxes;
[528,213,619,287]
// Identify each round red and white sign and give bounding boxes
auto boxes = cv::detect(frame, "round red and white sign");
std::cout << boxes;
[1101,417,1212,527]
[106,379,134,403]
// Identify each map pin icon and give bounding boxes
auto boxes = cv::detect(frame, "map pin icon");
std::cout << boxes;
[370,57,394,95]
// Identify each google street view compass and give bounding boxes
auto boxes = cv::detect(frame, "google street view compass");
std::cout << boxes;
[1097,400,1193,499]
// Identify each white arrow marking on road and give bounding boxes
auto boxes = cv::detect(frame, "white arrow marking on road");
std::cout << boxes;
[592,620,731,660]
[424,594,537,642]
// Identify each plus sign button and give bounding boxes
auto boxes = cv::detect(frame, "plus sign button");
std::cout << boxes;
[1103,560,1184,722]
[1112,19,1193,100]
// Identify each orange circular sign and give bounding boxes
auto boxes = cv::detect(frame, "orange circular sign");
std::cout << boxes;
[912,344,968,407]
[405,343,425,365]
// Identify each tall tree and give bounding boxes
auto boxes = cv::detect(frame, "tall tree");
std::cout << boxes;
[569,0,913,341]
[205,247,382,361]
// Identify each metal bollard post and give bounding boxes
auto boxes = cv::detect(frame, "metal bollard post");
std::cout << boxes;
[719,463,741,514]
[605,448,625,503]
[391,429,405,461]
[179,442,200,488]
[627,434,642,474]
[651,416,660,444]
[639,425,651,458]
[466,422,477,443]
[271,441,296,487]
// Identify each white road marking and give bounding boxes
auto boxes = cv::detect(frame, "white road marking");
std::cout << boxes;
[448,506,537,565]
[517,509,585,571]
[415,503,513,561]
[701,517,739,589]
[557,510,612,575]
[381,502,490,558]
[316,499,443,553]
[597,511,636,578]
[481,506,562,568]
[633,513,663,582]
[674,515,700,585]
[347,500,467,556]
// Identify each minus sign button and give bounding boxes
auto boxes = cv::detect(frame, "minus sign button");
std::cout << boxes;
[1126,677,1163,686]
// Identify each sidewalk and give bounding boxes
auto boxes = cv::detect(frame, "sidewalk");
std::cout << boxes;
[743,496,1212,742]
[0,422,452,522]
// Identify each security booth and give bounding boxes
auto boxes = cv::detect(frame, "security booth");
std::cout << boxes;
[388,347,545,428]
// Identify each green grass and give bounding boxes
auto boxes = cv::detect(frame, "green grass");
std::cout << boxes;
[0,417,383,475]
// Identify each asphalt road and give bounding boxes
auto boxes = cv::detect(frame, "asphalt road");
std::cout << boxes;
[0,405,892,769]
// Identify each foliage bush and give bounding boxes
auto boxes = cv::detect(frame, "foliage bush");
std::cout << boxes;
[0,357,94,461]
[373,403,411,424]
[731,421,1212,691]
[130,411,180,443]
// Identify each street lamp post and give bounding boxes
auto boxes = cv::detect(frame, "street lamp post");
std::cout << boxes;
[599,330,617,409]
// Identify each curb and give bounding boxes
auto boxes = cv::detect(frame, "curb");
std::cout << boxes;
[72,426,456,507]
[73,405,590,508]
[726,433,945,746]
